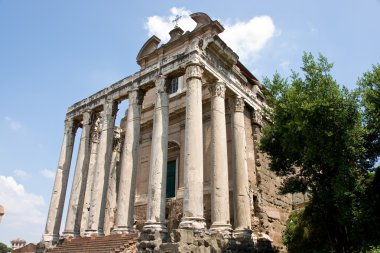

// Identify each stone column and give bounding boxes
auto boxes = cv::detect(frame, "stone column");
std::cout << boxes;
[143,76,169,234]
[179,63,206,230]
[230,96,252,238]
[85,99,117,236]
[104,128,122,235]
[43,118,77,244]
[80,113,101,235]
[63,111,92,238]
[208,82,232,234]
[113,88,144,233]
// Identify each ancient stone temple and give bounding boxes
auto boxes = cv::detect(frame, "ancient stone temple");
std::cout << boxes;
[42,12,294,253]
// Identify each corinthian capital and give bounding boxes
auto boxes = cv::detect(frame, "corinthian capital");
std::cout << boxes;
[230,96,245,112]
[208,82,226,99]
[64,118,77,134]
[112,128,122,152]
[82,111,93,126]
[252,108,263,127]
[185,63,203,81]
[104,99,118,118]
[129,89,145,105]
[91,113,102,143]
[155,75,167,93]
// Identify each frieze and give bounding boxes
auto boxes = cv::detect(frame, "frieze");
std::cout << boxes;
[65,45,200,119]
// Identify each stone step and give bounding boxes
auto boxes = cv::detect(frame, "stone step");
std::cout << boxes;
[47,233,138,253]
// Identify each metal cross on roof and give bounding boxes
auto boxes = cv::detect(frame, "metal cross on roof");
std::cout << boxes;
[172,15,182,27]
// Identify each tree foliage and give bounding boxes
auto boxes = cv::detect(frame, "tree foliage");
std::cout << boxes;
[261,53,369,253]
[358,64,380,168]
[0,242,11,253]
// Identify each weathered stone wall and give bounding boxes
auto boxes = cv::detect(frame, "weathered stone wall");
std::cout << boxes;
[248,112,293,251]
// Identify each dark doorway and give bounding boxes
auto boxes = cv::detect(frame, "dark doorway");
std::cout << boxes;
[166,160,176,198]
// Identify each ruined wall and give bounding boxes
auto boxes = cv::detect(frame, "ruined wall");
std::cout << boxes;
[247,110,292,250]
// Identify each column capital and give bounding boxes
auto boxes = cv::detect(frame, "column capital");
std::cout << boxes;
[230,96,245,113]
[154,75,167,93]
[112,128,122,152]
[129,89,145,106]
[208,82,226,99]
[82,111,93,126]
[64,118,77,134]
[252,108,263,127]
[91,114,102,144]
[103,99,118,117]
[185,63,203,81]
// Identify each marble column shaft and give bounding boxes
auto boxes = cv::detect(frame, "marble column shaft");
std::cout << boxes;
[143,76,169,233]
[113,89,144,233]
[104,128,122,235]
[63,111,92,237]
[86,100,117,236]
[209,82,232,233]
[43,118,77,243]
[179,63,205,230]
[80,114,101,235]
[230,96,252,237]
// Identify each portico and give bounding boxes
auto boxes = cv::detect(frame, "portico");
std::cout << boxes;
[43,12,272,251]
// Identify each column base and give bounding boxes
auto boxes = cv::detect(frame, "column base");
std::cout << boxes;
[111,225,135,234]
[83,229,104,237]
[140,222,168,242]
[179,217,206,231]
[233,228,252,240]
[142,222,168,233]
[62,231,80,239]
[43,233,59,246]
[210,222,232,236]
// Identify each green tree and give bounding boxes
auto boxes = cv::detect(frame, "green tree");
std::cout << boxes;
[261,53,366,253]
[356,64,380,248]
[358,64,380,168]
[0,242,12,253]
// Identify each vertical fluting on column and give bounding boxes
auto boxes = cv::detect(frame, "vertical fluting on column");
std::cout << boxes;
[43,118,77,244]
[103,128,122,235]
[179,62,206,230]
[85,99,117,236]
[208,82,232,234]
[143,76,169,234]
[230,96,252,239]
[80,113,101,236]
[63,111,93,238]
[113,88,144,233]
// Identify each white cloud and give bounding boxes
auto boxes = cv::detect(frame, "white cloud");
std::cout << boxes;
[0,176,46,244]
[145,8,276,62]
[13,169,29,178]
[40,168,55,180]
[220,16,275,62]
[4,116,22,130]
[145,7,196,42]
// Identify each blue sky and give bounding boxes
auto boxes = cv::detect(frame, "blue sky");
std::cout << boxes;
[0,0,379,246]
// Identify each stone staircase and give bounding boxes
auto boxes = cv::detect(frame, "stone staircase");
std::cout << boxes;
[46,233,138,253]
